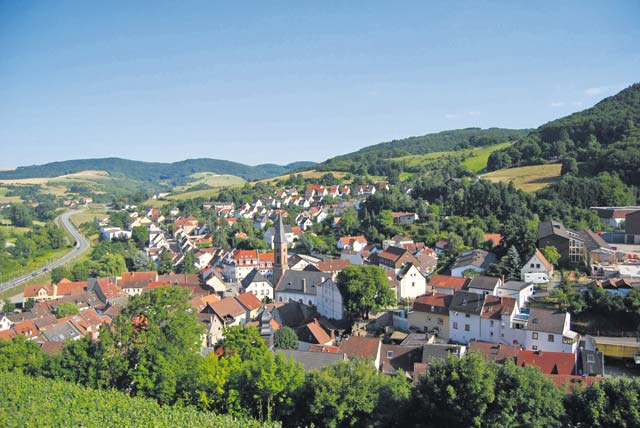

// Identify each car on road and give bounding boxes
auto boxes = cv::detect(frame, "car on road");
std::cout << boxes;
[32,272,38,277]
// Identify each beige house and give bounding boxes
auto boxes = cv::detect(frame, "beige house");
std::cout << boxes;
[408,293,452,340]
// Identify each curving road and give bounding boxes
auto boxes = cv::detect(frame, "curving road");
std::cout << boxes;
[0,209,90,293]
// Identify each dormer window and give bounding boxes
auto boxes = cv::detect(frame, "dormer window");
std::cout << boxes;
[387,351,393,358]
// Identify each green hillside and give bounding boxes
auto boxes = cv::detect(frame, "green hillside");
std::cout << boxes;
[319,128,529,172]
[0,157,316,183]
[0,371,275,428]
[487,83,640,185]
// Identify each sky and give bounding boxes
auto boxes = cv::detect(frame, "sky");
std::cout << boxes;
[1,1,639,168]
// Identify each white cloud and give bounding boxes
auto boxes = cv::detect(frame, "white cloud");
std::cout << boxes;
[584,86,606,96]
[549,101,565,107]
[445,113,460,119]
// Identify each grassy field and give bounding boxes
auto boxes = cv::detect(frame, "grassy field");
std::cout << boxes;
[69,206,108,228]
[481,163,562,192]
[393,142,512,173]
[173,172,246,192]
[0,187,21,203]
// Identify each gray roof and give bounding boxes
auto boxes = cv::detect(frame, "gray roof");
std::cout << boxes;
[275,214,287,244]
[241,268,271,288]
[449,291,485,315]
[276,270,331,296]
[578,230,610,251]
[525,308,567,334]
[277,349,346,371]
[467,275,501,291]
[41,321,83,342]
[452,250,497,271]
[580,349,605,376]
[502,280,531,291]
[422,343,465,362]
[538,220,570,240]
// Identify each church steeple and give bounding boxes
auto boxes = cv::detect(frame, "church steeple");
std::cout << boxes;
[272,214,288,285]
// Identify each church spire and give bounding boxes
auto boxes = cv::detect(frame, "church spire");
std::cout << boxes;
[272,214,288,285]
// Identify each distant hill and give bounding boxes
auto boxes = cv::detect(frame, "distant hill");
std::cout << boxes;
[487,83,640,185]
[0,157,316,183]
[319,128,530,171]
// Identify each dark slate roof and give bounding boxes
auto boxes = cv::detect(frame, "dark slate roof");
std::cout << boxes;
[277,349,346,371]
[467,276,501,291]
[580,349,605,376]
[525,308,567,334]
[502,280,530,291]
[275,270,331,295]
[452,250,497,271]
[275,214,287,244]
[578,230,610,251]
[422,343,465,362]
[241,268,271,288]
[538,220,570,240]
[449,291,485,315]
[380,344,423,374]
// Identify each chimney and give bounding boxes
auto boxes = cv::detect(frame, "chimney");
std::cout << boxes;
[500,275,505,285]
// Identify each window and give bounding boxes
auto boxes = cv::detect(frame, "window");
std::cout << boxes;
[530,263,534,268]
[536,264,541,268]
[412,282,415,287]
[465,314,470,318]
[490,320,494,327]
[490,332,494,336]
[453,322,458,330]
[464,324,470,332]
[563,337,573,344]
[532,345,538,350]
[387,351,394,358]
[587,354,595,363]
[532,332,538,340]
[548,334,554,342]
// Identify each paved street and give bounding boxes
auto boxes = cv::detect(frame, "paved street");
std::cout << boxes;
[0,209,90,295]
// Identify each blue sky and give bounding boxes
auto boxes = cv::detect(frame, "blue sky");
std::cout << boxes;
[1,1,638,167]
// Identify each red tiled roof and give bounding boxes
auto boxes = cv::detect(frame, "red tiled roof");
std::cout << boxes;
[309,344,341,353]
[23,284,53,298]
[429,274,468,291]
[533,249,554,271]
[338,336,380,360]
[13,320,38,337]
[517,350,575,375]
[412,293,452,312]
[120,272,157,285]
[317,259,351,273]
[56,281,87,296]
[236,292,263,311]
[209,297,245,319]
[481,296,517,319]
[305,319,332,345]
[546,375,602,391]
[469,340,520,363]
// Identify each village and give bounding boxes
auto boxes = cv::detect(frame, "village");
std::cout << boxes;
[3,179,640,390]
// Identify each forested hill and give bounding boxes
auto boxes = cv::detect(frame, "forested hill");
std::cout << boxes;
[319,128,530,171]
[487,83,640,185]
[0,158,316,182]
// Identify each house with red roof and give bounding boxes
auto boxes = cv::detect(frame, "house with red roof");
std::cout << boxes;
[517,350,576,375]
[408,292,453,338]
[338,336,382,368]
[337,235,368,252]
[222,249,275,282]
[428,275,469,295]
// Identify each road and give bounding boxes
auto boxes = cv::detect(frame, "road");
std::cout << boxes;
[0,209,90,294]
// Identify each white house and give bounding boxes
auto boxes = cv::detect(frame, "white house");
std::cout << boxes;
[521,249,554,284]
[100,227,132,241]
[498,280,535,307]
[241,269,274,300]
[337,235,368,252]
[449,291,485,344]
[523,307,579,353]
[395,263,428,300]
[478,295,519,344]
[0,315,11,331]
[275,271,343,320]
[466,276,502,296]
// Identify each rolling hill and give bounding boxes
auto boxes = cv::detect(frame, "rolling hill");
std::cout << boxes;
[487,83,640,185]
[319,128,530,172]
[0,157,316,183]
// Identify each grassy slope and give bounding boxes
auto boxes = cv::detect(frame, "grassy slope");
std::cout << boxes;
[393,142,512,173]
[481,163,562,192]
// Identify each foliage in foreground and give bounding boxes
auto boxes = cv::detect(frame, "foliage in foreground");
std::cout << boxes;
[0,370,277,428]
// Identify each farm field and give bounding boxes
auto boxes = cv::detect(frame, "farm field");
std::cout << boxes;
[173,172,246,192]
[481,163,562,192]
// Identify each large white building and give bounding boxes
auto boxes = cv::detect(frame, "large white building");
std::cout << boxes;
[275,270,344,320]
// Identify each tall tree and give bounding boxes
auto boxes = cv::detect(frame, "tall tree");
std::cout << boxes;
[336,265,395,319]
[503,246,522,280]
[274,327,298,350]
